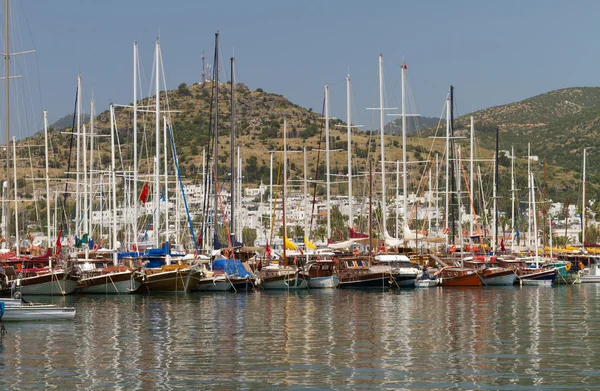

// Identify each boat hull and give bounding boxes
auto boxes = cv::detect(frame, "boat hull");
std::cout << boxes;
[136,268,201,293]
[258,273,309,290]
[193,276,233,291]
[482,270,517,286]
[308,275,340,289]
[339,273,395,289]
[2,305,76,321]
[18,272,79,296]
[78,271,140,294]
[581,275,600,283]
[415,279,438,288]
[438,269,482,286]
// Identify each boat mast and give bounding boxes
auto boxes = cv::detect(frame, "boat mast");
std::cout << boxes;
[401,62,408,235]
[12,136,17,256]
[230,56,235,240]
[83,118,88,255]
[133,41,139,252]
[450,86,456,245]
[395,160,400,237]
[583,148,587,246]
[76,74,81,238]
[493,126,499,254]
[154,40,160,248]
[213,32,219,251]
[110,105,117,265]
[163,115,169,252]
[4,0,9,247]
[304,146,308,263]
[445,97,450,239]
[89,99,95,243]
[282,119,287,265]
[346,74,353,231]
[531,172,539,267]
[325,84,331,240]
[44,111,51,257]
[511,145,515,243]
[470,116,474,236]
[527,142,531,248]
[369,159,373,263]
[378,54,387,236]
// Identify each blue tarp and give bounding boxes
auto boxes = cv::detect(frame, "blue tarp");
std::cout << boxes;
[212,259,252,278]
[0,301,4,320]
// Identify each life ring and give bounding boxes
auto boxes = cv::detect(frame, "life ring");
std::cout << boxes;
[450,245,456,253]
[465,244,471,252]
[462,229,468,237]
[93,244,99,251]
[194,250,198,258]
[353,248,359,257]
[443,227,450,234]
[424,230,429,237]
[222,249,229,258]
[565,262,571,272]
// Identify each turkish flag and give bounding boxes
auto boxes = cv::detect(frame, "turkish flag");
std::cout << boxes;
[55,229,62,256]
[139,182,149,204]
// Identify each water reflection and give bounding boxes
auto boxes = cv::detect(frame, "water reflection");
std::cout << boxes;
[1,287,600,390]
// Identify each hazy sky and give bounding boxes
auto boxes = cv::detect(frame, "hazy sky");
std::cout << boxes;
[4,0,598,141]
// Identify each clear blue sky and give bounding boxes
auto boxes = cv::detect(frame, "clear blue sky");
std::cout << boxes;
[4,0,599,141]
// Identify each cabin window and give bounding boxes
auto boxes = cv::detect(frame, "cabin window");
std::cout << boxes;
[356,260,363,267]
[321,265,330,271]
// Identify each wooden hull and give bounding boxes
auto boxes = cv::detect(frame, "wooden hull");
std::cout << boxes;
[18,272,80,296]
[439,269,482,286]
[415,279,438,288]
[258,273,310,290]
[137,267,202,293]
[518,269,556,285]
[229,276,255,292]
[192,275,233,291]
[78,270,141,294]
[339,272,395,289]
[3,305,76,321]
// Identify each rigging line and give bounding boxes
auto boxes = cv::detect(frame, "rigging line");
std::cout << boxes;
[61,81,78,232]
[268,127,284,245]
[308,95,326,239]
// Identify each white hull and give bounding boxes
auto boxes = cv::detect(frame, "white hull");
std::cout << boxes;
[78,272,141,294]
[415,279,438,288]
[260,277,309,290]
[20,279,79,296]
[581,275,600,283]
[308,275,340,289]
[2,305,76,321]
[521,279,553,287]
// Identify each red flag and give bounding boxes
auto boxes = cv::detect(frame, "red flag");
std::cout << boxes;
[402,61,407,70]
[139,182,149,204]
[265,241,272,259]
[500,238,506,252]
[55,229,62,256]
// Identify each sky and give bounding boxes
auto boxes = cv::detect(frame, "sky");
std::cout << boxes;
[3,0,599,142]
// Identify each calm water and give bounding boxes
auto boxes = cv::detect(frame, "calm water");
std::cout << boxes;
[0,285,599,390]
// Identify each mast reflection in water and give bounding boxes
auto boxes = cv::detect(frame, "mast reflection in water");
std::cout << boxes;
[0,286,599,390]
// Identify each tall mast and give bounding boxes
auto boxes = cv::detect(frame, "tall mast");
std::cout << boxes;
[163,116,169,250]
[82,120,88,258]
[450,85,456,245]
[154,40,160,247]
[325,84,331,240]
[110,105,117,265]
[369,159,373,263]
[4,0,9,244]
[346,74,353,230]
[43,111,51,253]
[470,116,474,235]
[303,146,308,248]
[527,142,531,248]
[133,41,139,252]
[511,145,515,242]
[230,56,236,238]
[531,172,539,267]
[12,136,17,256]
[378,54,387,235]
[445,97,450,238]
[583,148,587,245]
[89,99,95,240]
[213,32,219,250]
[76,74,81,238]
[401,62,408,233]
[395,160,400,237]
[493,126,499,254]
[282,119,287,265]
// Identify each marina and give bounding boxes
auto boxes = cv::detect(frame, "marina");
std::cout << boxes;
[0,285,598,390]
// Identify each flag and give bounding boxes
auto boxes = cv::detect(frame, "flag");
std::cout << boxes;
[284,237,298,250]
[500,238,505,252]
[402,61,407,70]
[139,182,149,204]
[76,234,89,247]
[349,227,369,239]
[265,241,272,259]
[304,236,316,250]
[55,229,62,256]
